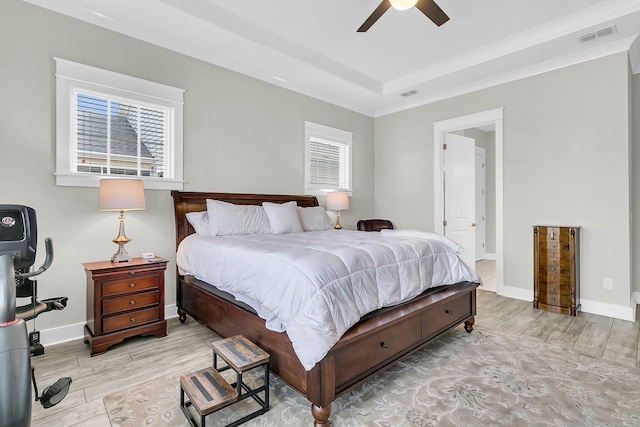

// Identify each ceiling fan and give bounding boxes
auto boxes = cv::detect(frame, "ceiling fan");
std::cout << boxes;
[357,0,449,32]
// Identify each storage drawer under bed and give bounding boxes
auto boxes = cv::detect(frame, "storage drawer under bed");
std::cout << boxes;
[333,289,473,390]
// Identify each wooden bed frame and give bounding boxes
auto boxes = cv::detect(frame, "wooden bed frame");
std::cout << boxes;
[171,191,479,426]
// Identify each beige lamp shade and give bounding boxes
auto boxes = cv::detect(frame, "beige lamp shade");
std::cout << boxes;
[326,191,349,211]
[98,179,146,211]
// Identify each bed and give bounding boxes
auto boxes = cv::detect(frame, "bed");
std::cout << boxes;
[171,191,480,426]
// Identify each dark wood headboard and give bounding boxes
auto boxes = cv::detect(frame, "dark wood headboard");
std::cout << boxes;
[170,191,320,249]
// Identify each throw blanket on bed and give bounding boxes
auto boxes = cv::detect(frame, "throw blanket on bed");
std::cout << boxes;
[176,229,481,370]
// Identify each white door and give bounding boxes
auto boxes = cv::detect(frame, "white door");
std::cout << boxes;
[443,133,475,267]
[475,147,486,261]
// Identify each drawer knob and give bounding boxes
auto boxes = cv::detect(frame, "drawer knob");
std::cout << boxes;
[550,266,555,271]
[130,317,136,323]
[551,276,556,280]
[130,271,135,275]
[381,342,388,349]
[446,309,453,315]
[551,287,556,292]
[129,283,136,289]
[130,300,136,306]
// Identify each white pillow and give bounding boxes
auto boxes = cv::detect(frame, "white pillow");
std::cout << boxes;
[186,211,211,235]
[297,206,332,231]
[206,199,271,236]
[262,201,304,234]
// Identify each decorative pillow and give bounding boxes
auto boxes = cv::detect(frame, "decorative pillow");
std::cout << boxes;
[186,211,211,235]
[297,206,332,231]
[206,199,271,236]
[262,201,304,234]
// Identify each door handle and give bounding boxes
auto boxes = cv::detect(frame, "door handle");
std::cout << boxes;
[471,223,476,227]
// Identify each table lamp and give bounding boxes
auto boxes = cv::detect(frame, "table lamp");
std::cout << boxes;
[326,191,349,229]
[98,179,146,262]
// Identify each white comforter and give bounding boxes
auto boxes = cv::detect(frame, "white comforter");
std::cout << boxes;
[176,229,481,370]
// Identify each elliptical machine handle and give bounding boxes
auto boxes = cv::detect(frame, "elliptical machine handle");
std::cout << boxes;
[16,238,53,279]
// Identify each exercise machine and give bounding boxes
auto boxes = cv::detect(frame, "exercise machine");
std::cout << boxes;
[0,205,71,427]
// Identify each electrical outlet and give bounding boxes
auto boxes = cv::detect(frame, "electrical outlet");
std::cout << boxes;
[603,278,613,290]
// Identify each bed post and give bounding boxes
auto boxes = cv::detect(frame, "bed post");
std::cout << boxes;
[464,316,475,333]
[311,405,331,426]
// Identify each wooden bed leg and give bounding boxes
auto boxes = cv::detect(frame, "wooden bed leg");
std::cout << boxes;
[311,404,331,426]
[464,316,475,333]
[178,308,187,324]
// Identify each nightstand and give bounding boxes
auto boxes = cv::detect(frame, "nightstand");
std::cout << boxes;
[83,257,168,355]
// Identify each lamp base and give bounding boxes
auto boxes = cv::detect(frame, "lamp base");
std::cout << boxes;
[334,210,343,229]
[111,214,132,263]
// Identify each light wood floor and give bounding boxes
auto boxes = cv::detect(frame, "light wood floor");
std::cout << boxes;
[29,274,640,426]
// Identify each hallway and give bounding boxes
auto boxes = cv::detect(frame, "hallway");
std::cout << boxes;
[475,259,496,292]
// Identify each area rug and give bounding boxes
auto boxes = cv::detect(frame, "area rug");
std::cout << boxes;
[103,329,640,426]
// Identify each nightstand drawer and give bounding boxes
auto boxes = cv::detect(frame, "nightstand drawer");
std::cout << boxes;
[103,275,159,297]
[102,290,160,315]
[103,306,161,334]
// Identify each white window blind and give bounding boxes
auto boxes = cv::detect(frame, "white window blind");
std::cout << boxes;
[55,58,184,190]
[308,137,349,188]
[73,90,171,178]
[304,122,352,195]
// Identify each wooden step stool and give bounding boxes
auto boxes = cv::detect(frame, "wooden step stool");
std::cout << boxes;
[212,335,270,424]
[180,367,238,427]
[180,335,270,427]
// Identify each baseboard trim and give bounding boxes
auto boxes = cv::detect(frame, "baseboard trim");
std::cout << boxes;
[497,284,532,302]
[480,253,497,261]
[496,286,636,322]
[580,298,635,322]
[39,304,179,347]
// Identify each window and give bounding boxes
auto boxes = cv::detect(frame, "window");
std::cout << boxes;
[55,58,184,190]
[304,122,353,195]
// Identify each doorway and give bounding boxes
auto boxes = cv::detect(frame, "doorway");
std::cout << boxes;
[433,108,503,294]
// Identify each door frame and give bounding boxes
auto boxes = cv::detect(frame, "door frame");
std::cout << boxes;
[475,146,487,261]
[433,108,504,293]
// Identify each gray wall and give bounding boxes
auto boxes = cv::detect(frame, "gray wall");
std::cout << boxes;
[375,53,633,311]
[0,0,375,333]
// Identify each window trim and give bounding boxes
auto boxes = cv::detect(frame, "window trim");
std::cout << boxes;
[304,121,353,196]
[55,58,185,190]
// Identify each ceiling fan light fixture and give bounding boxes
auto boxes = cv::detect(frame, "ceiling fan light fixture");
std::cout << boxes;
[389,0,418,11]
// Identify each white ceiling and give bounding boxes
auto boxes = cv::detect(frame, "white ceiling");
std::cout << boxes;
[24,0,640,117]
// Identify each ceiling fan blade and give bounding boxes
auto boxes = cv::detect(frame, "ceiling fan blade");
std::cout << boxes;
[357,0,392,32]
[415,0,449,26]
